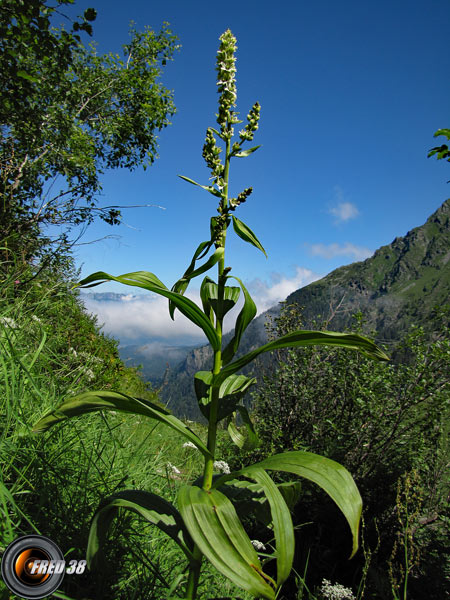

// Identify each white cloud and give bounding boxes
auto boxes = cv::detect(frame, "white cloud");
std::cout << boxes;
[329,202,360,223]
[82,292,208,344]
[81,266,323,343]
[328,186,360,224]
[245,266,322,315]
[308,242,373,261]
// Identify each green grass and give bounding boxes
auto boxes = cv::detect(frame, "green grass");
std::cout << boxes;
[0,265,254,599]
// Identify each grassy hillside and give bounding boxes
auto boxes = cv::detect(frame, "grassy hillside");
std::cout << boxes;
[0,258,249,600]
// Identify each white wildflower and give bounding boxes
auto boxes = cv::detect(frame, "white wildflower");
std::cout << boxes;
[69,347,78,358]
[84,368,95,381]
[167,462,181,474]
[213,460,231,474]
[320,579,356,600]
[79,351,103,363]
[183,442,198,449]
[251,540,266,551]
[31,315,42,324]
[0,316,18,329]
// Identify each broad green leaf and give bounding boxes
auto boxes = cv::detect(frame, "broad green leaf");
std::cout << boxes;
[87,490,194,570]
[217,330,390,385]
[228,420,245,449]
[201,478,300,529]
[227,406,259,449]
[235,405,259,448]
[233,145,261,158]
[171,241,214,319]
[33,390,213,460]
[232,216,267,258]
[75,270,220,351]
[222,276,257,366]
[169,246,223,319]
[238,451,362,558]
[186,247,224,282]
[242,468,294,585]
[178,486,276,599]
[178,175,222,197]
[200,277,241,321]
[200,276,216,323]
[195,372,256,421]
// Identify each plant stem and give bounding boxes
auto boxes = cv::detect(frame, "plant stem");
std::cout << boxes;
[186,129,232,600]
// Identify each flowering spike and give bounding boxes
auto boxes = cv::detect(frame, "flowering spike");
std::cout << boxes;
[216,29,238,137]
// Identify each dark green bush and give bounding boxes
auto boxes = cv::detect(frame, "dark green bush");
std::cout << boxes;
[226,303,449,598]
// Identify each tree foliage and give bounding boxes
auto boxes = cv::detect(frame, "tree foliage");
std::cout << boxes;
[0,0,179,264]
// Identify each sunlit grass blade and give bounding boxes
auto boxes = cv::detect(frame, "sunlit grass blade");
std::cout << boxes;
[33,390,213,459]
[178,485,276,599]
[87,489,194,570]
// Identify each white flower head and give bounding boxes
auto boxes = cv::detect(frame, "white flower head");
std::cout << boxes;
[0,317,18,329]
[167,462,181,474]
[32,315,42,324]
[251,540,266,551]
[183,441,198,450]
[213,460,230,474]
[320,579,356,600]
[84,368,95,381]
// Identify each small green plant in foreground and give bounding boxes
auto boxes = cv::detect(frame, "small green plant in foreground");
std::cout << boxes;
[33,30,389,600]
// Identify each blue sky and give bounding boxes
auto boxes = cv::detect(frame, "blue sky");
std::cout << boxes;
[59,1,450,344]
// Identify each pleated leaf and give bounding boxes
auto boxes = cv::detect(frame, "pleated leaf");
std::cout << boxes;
[195,372,256,421]
[200,277,241,321]
[178,485,276,599]
[33,390,213,459]
[233,145,261,158]
[87,490,194,570]
[218,479,301,528]
[216,330,389,385]
[222,276,257,366]
[241,467,294,585]
[169,246,223,319]
[242,451,362,558]
[227,406,259,449]
[232,216,267,258]
[76,270,220,351]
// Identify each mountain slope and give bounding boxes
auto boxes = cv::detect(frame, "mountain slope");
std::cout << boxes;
[161,199,450,419]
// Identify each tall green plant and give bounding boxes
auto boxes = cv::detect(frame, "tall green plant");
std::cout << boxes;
[33,30,389,600]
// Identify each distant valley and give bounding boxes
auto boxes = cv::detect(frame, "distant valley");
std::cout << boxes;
[118,342,199,387]
[80,199,450,420]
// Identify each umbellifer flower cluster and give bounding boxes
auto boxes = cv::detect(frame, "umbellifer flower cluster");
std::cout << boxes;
[319,579,356,600]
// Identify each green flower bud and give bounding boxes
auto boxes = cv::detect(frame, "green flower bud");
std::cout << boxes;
[239,102,260,142]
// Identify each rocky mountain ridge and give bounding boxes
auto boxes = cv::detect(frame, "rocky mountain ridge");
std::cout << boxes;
[160,199,450,419]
